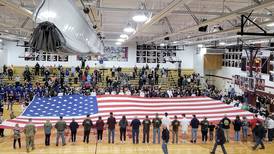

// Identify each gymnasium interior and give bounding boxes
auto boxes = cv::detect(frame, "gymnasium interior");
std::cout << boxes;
[0,0,274,154]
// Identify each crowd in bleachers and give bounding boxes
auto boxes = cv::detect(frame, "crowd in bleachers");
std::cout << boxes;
[0,63,273,119]
[1,63,272,115]
[221,92,272,118]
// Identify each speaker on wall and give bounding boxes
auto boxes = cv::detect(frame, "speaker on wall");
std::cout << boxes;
[241,57,247,71]
[270,42,274,51]
[261,58,268,74]
[199,25,208,32]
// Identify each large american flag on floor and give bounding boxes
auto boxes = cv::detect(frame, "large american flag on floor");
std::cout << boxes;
[0,94,255,128]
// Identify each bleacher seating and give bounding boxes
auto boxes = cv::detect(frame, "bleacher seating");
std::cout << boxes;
[1,66,194,91]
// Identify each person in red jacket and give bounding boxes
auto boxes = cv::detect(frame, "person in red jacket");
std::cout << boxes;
[249,114,261,141]
[96,116,105,143]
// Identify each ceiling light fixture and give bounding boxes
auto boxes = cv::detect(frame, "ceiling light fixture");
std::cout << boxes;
[160,43,165,46]
[115,42,122,45]
[120,34,129,39]
[39,11,57,19]
[132,14,148,23]
[172,41,178,44]
[123,25,135,33]
[219,42,226,46]
[0,39,2,42]
[197,44,204,48]
[267,22,274,27]
[117,38,125,42]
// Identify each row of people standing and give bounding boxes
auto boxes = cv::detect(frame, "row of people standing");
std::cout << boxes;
[11,112,273,153]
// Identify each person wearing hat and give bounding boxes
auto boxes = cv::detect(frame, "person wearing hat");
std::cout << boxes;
[210,124,227,154]
[252,121,265,150]
[55,116,67,146]
[24,118,36,152]
[13,124,21,149]
[162,112,170,130]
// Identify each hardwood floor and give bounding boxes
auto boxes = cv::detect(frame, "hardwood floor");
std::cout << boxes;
[1,134,273,154]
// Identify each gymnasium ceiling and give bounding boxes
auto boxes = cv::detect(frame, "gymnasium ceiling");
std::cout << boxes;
[0,0,274,47]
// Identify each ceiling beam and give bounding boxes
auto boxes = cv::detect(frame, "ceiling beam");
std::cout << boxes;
[176,20,274,45]
[0,22,12,28]
[126,0,192,42]
[20,17,30,28]
[96,7,272,18]
[252,0,262,4]
[183,3,200,25]
[146,0,274,43]
[0,0,32,18]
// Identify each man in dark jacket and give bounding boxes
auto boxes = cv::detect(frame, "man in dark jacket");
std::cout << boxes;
[82,115,93,143]
[162,125,169,154]
[210,124,227,154]
[107,112,116,144]
[190,115,199,143]
[233,115,242,141]
[171,115,180,144]
[35,63,40,76]
[69,119,79,143]
[220,115,231,143]
[152,113,162,144]
[142,115,151,143]
[252,122,265,150]
[200,117,209,143]
[131,116,141,144]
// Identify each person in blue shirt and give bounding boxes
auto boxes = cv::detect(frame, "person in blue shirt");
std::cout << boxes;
[130,116,141,144]
[65,68,70,77]
[0,87,4,101]
[87,74,92,83]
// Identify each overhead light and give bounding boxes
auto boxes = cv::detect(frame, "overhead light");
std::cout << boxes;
[132,14,148,22]
[197,44,204,48]
[123,26,135,33]
[160,43,165,46]
[219,42,226,46]
[39,11,57,19]
[0,39,2,42]
[117,38,125,42]
[115,42,122,45]
[120,34,129,39]
[172,41,178,44]
[267,22,274,27]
